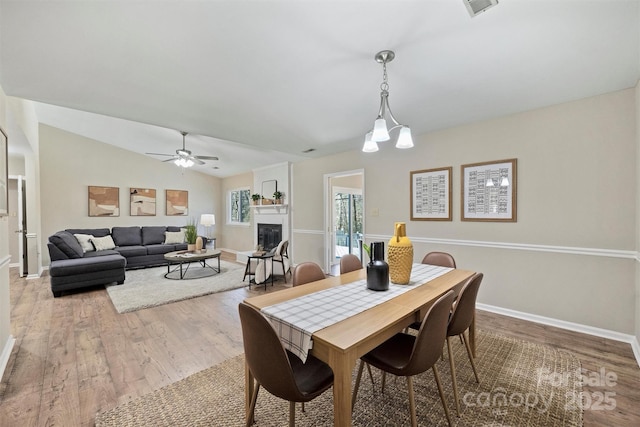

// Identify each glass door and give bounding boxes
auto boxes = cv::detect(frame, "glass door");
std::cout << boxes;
[332,188,363,263]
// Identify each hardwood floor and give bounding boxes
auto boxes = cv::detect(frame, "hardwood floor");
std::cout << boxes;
[1,254,639,426]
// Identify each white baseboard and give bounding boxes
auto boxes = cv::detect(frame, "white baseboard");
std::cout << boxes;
[477,303,640,368]
[0,335,16,380]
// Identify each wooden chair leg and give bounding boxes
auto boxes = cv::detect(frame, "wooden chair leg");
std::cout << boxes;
[407,376,417,427]
[289,401,295,427]
[246,382,260,427]
[447,336,461,416]
[433,365,453,427]
[352,359,365,412]
[462,332,480,383]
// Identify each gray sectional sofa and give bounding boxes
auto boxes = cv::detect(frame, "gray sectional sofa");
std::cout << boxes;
[47,226,192,297]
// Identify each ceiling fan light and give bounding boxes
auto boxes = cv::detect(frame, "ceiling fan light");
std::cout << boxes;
[362,132,379,153]
[371,118,390,142]
[395,126,414,149]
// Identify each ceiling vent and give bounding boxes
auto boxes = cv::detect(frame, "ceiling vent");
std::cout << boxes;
[464,0,499,17]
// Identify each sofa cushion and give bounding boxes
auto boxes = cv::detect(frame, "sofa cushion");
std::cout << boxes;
[91,235,116,251]
[49,231,84,259]
[112,226,142,246]
[167,226,183,232]
[164,230,185,244]
[74,234,95,253]
[49,254,126,277]
[146,244,176,255]
[114,245,147,257]
[66,228,111,238]
[142,226,167,245]
[84,249,120,257]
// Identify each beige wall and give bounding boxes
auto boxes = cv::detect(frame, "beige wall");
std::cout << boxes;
[39,125,221,264]
[220,171,253,251]
[636,81,640,347]
[293,88,636,334]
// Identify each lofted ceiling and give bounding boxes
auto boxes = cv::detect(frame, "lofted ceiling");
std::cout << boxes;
[1,0,639,177]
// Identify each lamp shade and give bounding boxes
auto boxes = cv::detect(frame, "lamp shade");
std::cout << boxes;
[371,118,390,142]
[395,126,414,149]
[362,132,379,153]
[200,214,215,226]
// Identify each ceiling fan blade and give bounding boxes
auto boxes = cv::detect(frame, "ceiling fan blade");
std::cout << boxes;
[146,152,173,157]
[162,157,178,163]
[191,157,206,165]
[194,155,219,161]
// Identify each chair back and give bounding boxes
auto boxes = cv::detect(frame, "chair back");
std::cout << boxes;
[448,273,483,337]
[339,254,362,274]
[292,262,325,286]
[421,252,456,268]
[405,290,456,376]
[238,302,304,401]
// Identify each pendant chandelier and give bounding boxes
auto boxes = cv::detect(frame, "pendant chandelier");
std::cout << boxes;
[362,50,414,153]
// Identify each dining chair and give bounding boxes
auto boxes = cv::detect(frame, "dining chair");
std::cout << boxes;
[446,272,483,416]
[352,290,456,427]
[339,254,362,274]
[405,251,457,332]
[238,302,334,427]
[421,251,456,268]
[272,240,292,283]
[292,261,325,287]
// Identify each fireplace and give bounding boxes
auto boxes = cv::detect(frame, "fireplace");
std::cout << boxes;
[257,223,282,251]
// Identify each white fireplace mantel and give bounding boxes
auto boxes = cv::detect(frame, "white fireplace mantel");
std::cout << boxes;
[250,204,288,214]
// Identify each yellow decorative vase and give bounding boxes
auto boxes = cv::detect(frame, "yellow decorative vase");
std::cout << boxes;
[195,236,204,252]
[388,222,413,285]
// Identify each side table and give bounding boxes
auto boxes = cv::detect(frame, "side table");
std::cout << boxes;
[243,252,275,290]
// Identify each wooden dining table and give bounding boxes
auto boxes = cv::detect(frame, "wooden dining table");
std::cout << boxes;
[243,266,476,427]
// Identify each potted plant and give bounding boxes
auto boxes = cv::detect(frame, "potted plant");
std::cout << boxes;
[251,193,261,205]
[273,190,283,204]
[184,218,198,251]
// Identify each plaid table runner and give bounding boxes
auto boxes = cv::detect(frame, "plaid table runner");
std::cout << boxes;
[261,263,453,362]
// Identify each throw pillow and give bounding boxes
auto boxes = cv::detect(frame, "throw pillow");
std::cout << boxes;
[164,230,185,244]
[91,235,116,251]
[74,233,95,253]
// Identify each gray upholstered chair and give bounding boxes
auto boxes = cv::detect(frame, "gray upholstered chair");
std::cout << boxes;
[239,302,334,426]
[352,290,456,427]
[446,273,483,415]
[292,262,325,287]
[339,254,362,274]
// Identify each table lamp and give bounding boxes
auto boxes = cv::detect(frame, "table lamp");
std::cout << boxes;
[200,214,215,239]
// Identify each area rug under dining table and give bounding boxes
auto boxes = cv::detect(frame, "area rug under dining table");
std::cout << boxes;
[95,329,583,426]
[106,260,247,313]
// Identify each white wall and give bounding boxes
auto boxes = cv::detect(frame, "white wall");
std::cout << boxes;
[39,124,222,265]
[293,88,636,335]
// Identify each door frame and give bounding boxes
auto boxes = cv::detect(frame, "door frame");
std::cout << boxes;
[323,169,365,273]
[9,174,27,276]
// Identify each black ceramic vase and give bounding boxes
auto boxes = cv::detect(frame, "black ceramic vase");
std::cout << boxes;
[366,241,389,291]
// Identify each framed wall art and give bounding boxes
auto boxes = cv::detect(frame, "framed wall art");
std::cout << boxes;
[461,158,517,222]
[130,187,156,216]
[0,127,7,217]
[410,167,452,221]
[166,189,188,216]
[88,186,120,217]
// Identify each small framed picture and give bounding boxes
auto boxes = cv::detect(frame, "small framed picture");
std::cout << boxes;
[461,158,517,222]
[410,167,452,221]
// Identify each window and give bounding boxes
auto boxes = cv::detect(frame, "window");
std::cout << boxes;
[229,188,251,224]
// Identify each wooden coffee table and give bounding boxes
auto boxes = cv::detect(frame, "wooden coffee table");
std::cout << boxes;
[164,249,221,280]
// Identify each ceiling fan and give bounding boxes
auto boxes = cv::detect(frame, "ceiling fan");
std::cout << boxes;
[146,131,219,167]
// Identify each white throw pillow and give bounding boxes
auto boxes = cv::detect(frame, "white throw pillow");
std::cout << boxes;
[164,230,185,244]
[91,235,116,251]
[74,234,95,253]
